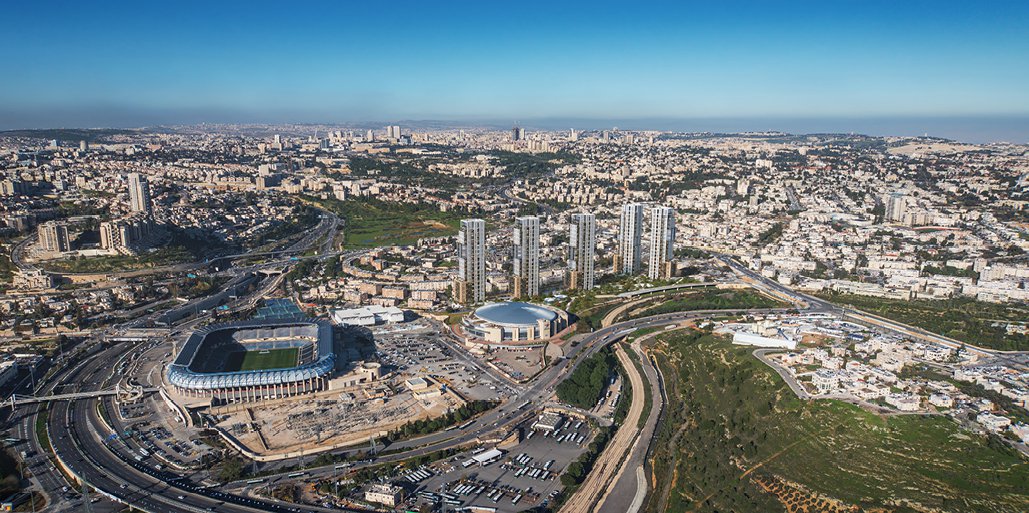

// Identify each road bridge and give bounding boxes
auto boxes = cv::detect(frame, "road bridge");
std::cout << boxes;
[614,281,717,298]
[7,385,158,406]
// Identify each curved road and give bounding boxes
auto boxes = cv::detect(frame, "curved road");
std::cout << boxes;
[27,248,815,513]
[34,248,1021,513]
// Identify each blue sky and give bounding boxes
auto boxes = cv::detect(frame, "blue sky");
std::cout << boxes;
[2,1,1028,139]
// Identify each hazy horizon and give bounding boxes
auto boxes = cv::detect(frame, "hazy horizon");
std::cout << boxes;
[3,115,1028,145]
[3,0,1028,144]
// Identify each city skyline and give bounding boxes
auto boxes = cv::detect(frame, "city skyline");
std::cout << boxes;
[2,1,1029,142]
[4,3,1029,512]
[3,108,1029,513]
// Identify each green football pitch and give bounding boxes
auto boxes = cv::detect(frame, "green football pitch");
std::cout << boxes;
[224,348,299,372]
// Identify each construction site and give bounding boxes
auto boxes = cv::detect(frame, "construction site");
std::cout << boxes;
[212,379,461,459]
[144,313,505,461]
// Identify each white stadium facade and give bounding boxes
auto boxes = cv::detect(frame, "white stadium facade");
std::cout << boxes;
[166,317,335,404]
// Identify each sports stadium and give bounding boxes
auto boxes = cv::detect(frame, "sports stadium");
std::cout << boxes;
[166,317,335,404]
[460,301,570,348]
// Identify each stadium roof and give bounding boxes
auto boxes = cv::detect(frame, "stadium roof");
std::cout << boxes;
[167,317,335,391]
[253,298,304,320]
[473,302,557,326]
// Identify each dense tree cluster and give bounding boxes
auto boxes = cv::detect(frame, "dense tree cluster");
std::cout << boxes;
[634,289,782,319]
[389,400,498,439]
[556,350,617,410]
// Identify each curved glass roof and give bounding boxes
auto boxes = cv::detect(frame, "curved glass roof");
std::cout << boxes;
[473,302,557,326]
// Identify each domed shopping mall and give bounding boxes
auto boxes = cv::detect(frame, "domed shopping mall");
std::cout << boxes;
[459,301,571,349]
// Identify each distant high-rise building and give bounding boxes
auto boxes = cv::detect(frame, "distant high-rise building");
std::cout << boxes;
[100,215,154,255]
[512,216,540,298]
[456,219,487,304]
[511,126,525,142]
[365,129,374,142]
[273,134,281,145]
[885,192,907,223]
[568,213,596,290]
[128,172,152,215]
[79,140,88,152]
[736,178,751,196]
[0,179,26,196]
[648,206,676,280]
[38,221,70,253]
[100,221,122,252]
[386,125,402,139]
[617,203,644,274]
[569,129,578,142]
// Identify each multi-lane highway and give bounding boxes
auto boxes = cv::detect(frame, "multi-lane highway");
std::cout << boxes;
[597,333,667,513]
[8,222,343,513]
[48,338,314,513]
[16,244,1016,513]
[219,308,794,489]
[719,253,1029,371]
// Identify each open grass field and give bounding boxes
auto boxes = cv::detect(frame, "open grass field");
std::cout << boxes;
[42,246,193,273]
[224,348,299,372]
[305,196,462,249]
[646,330,1029,513]
[816,292,1029,351]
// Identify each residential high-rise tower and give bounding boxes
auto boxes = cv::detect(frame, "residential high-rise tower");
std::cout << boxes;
[128,172,152,215]
[512,216,540,298]
[456,219,487,304]
[568,213,596,290]
[885,192,907,223]
[616,203,644,274]
[648,206,676,280]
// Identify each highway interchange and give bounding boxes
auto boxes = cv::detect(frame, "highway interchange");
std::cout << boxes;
[6,236,1026,513]
[16,266,794,513]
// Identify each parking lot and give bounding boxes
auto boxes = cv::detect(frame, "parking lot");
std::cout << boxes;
[591,374,623,418]
[372,321,513,402]
[396,414,595,513]
[116,337,219,470]
[487,347,545,382]
[123,420,216,469]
